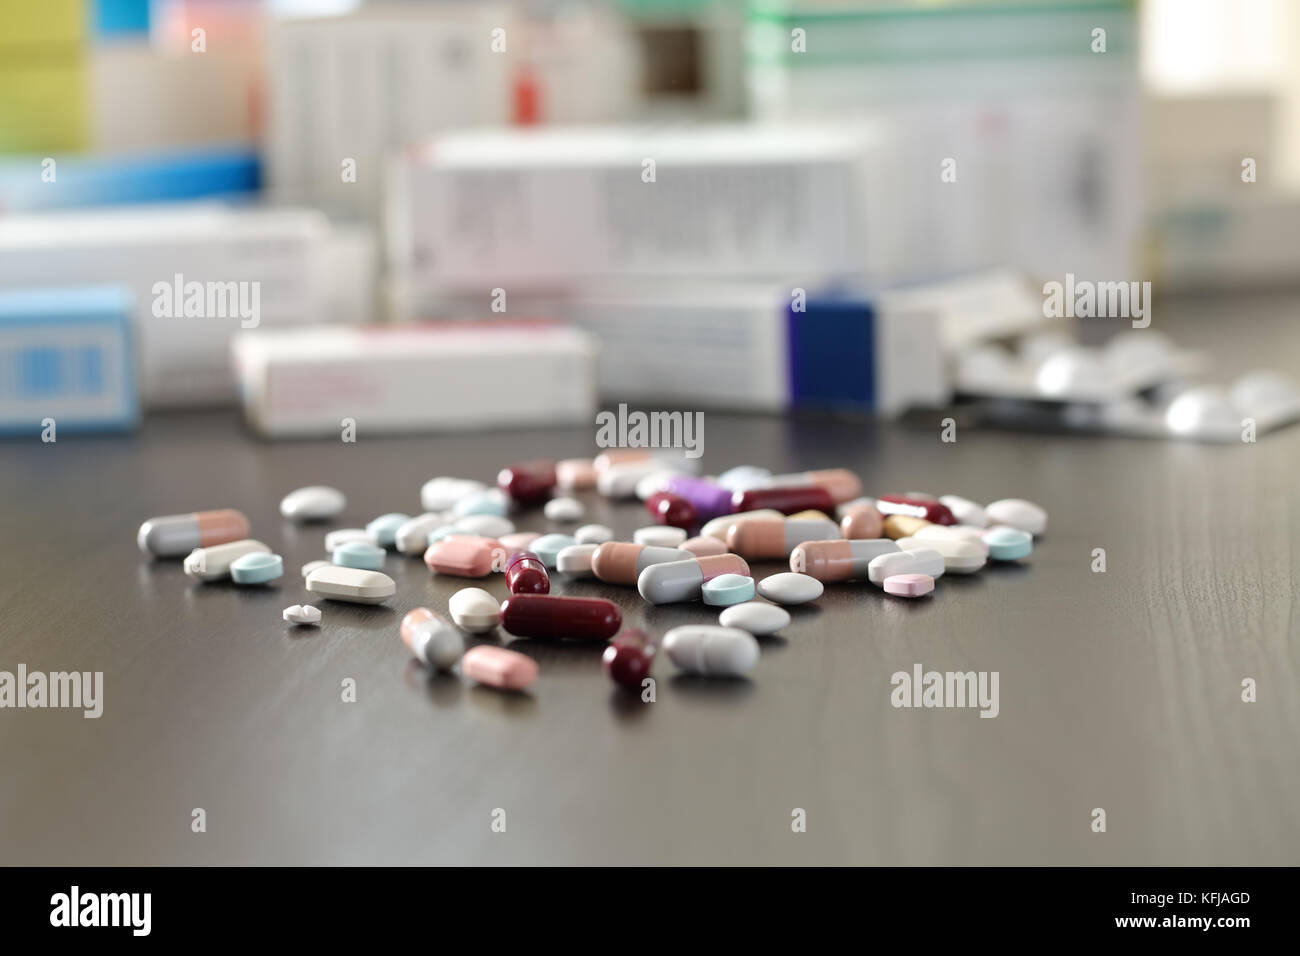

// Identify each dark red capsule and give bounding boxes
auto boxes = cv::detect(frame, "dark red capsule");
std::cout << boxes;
[876,495,956,526]
[602,628,657,690]
[731,485,834,515]
[499,594,622,641]
[646,491,697,530]
[497,459,557,503]
[505,550,550,595]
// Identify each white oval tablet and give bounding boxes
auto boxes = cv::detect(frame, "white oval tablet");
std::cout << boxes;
[394,513,449,555]
[301,559,330,578]
[305,566,395,604]
[556,543,598,578]
[985,498,1048,536]
[897,536,985,574]
[283,604,321,625]
[756,572,823,605]
[280,485,346,522]
[325,528,375,552]
[574,523,613,545]
[596,461,660,498]
[543,497,585,522]
[454,514,514,539]
[448,587,501,634]
[662,626,760,677]
[184,539,270,581]
[633,526,687,548]
[420,477,486,512]
[719,602,791,636]
[867,548,944,586]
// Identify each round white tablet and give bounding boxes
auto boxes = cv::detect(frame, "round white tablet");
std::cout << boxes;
[574,524,613,545]
[544,497,585,522]
[448,588,501,634]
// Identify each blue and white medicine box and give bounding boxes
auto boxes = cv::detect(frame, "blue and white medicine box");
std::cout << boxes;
[0,286,138,434]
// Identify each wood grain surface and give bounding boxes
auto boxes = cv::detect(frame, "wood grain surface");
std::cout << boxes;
[1,293,1297,865]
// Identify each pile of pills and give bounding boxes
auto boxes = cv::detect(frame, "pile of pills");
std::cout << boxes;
[136,451,1047,694]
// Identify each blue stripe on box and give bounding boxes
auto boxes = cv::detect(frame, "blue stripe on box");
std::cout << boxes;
[0,148,260,212]
[786,294,876,412]
[0,285,137,435]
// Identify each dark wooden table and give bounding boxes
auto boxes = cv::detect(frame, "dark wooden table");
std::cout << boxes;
[2,292,1298,865]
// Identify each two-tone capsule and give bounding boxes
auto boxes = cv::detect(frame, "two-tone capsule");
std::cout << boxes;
[637,554,751,605]
[789,539,900,581]
[726,517,840,559]
[591,542,690,585]
[499,594,622,641]
[401,607,465,670]
[138,509,250,557]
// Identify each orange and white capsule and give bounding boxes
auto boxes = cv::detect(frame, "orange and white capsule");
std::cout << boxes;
[591,542,690,585]
[400,608,464,670]
[137,509,250,557]
[765,469,861,504]
[789,539,899,582]
[726,517,840,559]
[637,554,751,604]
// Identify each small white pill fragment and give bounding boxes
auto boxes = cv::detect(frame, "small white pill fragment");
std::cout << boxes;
[184,540,270,581]
[280,485,346,522]
[454,514,514,539]
[938,495,988,528]
[756,572,823,605]
[301,559,330,578]
[305,566,395,604]
[556,543,599,578]
[633,526,687,548]
[544,497,585,522]
[325,528,375,552]
[448,588,501,634]
[420,477,486,512]
[719,602,791,636]
[663,626,760,677]
[867,548,945,586]
[985,498,1048,536]
[574,523,613,545]
[283,604,321,626]
[897,535,986,574]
